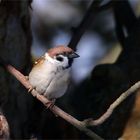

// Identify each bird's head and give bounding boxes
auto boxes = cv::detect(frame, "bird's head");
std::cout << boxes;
[44,45,79,69]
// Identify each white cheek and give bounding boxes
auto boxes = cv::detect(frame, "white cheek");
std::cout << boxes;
[45,53,55,64]
[55,57,69,68]
[61,57,69,67]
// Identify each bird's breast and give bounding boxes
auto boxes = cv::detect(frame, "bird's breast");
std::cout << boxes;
[29,63,70,99]
[45,69,70,99]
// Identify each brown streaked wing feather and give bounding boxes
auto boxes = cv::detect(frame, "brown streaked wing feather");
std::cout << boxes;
[34,55,45,65]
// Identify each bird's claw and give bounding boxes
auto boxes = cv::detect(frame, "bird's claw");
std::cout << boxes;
[46,99,56,109]
[28,86,34,93]
[25,76,29,80]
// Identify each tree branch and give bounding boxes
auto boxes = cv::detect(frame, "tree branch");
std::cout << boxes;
[83,81,140,126]
[5,64,103,140]
[68,0,117,51]
[68,0,101,51]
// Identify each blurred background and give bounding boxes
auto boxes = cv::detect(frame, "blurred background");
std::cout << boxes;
[30,0,139,83]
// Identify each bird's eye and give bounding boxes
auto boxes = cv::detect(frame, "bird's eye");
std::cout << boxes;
[56,56,64,62]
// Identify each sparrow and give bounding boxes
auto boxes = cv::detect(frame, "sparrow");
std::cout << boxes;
[28,45,79,106]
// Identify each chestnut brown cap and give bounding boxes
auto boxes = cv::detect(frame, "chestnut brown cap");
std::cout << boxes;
[48,45,74,58]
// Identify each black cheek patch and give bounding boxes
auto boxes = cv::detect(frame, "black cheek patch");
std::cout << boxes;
[68,58,73,67]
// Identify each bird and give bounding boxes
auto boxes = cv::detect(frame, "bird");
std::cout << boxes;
[28,45,79,107]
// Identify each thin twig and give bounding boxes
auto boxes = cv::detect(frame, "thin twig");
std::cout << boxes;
[83,81,140,126]
[5,64,103,140]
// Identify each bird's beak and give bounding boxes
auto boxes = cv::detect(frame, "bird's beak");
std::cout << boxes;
[68,52,80,59]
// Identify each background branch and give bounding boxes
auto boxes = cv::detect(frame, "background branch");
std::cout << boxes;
[83,81,140,126]
[68,0,101,50]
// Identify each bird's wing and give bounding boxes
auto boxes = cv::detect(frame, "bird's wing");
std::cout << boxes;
[34,55,45,65]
